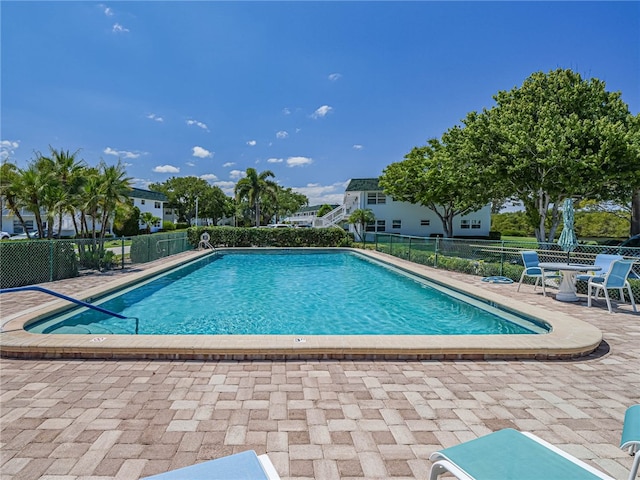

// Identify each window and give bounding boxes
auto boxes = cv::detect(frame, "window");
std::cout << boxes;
[471,220,481,229]
[154,201,161,209]
[461,220,470,229]
[365,220,386,232]
[13,220,34,233]
[420,219,430,226]
[367,192,386,205]
[140,199,145,205]
[392,219,401,229]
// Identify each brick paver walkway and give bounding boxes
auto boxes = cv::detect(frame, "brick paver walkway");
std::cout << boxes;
[1,255,639,479]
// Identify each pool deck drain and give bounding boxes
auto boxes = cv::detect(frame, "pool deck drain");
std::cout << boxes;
[0,248,610,360]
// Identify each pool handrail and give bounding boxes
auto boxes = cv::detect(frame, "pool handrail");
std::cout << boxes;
[0,285,140,333]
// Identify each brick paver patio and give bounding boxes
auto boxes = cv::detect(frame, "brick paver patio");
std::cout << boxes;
[1,254,639,479]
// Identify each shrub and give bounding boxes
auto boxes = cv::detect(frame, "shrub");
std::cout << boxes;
[188,226,353,248]
[162,221,176,231]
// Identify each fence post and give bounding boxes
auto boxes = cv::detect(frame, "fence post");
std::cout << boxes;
[121,237,125,269]
[390,234,394,256]
[434,237,439,267]
[49,240,54,282]
[500,240,505,276]
[409,236,412,262]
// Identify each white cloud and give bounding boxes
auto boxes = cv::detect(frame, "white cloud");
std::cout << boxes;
[0,140,19,160]
[353,144,364,150]
[222,162,235,167]
[213,181,236,196]
[132,178,152,189]
[267,157,283,163]
[112,23,129,33]
[153,165,180,173]
[287,156,313,168]
[187,119,209,131]
[328,73,342,81]
[103,147,142,159]
[282,107,291,115]
[311,105,333,119]
[246,140,257,146]
[200,173,218,182]
[186,161,195,167]
[276,130,289,139]
[99,4,114,16]
[192,146,213,158]
[292,181,348,206]
[229,169,246,180]
[147,113,163,122]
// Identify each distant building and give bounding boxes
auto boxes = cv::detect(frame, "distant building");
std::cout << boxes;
[0,188,168,235]
[130,188,167,232]
[286,178,491,238]
[286,205,339,226]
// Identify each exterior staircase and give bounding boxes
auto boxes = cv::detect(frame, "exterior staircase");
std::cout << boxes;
[313,197,358,228]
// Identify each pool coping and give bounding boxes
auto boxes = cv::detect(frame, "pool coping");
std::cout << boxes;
[0,248,604,360]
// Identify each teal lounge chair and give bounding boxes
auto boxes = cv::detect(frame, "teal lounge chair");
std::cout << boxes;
[587,259,637,313]
[141,450,280,480]
[429,405,640,480]
[576,254,623,283]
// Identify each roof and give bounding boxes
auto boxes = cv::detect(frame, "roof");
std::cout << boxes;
[129,187,168,202]
[345,178,382,192]
[297,204,340,213]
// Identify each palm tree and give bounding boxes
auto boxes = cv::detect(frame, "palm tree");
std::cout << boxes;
[17,157,57,238]
[140,211,160,233]
[0,161,30,234]
[97,160,132,243]
[234,168,278,226]
[49,148,86,237]
[348,209,375,244]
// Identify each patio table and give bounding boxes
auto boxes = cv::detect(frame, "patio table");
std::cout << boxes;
[538,262,602,302]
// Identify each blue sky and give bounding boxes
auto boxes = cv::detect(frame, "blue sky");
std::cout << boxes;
[2,1,638,206]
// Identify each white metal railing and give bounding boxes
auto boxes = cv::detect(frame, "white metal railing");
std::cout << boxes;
[313,204,346,227]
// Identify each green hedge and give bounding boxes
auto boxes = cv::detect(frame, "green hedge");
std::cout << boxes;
[188,226,353,248]
[0,240,78,288]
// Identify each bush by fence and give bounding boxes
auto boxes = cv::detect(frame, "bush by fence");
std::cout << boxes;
[188,226,353,248]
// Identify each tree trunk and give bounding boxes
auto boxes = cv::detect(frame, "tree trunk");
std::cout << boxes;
[631,189,640,236]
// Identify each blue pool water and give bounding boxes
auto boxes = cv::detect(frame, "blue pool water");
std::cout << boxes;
[28,251,548,335]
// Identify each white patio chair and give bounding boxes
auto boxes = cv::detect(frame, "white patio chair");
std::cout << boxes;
[587,259,637,313]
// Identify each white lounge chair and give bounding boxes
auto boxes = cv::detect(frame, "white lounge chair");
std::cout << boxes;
[516,250,560,296]
[587,259,637,313]
[429,404,640,480]
[576,254,623,282]
[141,450,280,480]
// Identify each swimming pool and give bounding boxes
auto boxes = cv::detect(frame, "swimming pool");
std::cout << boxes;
[1,248,604,360]
[27,250,547,336]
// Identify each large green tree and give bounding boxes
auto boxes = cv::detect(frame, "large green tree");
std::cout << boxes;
[380,123,495,238]
[467,68,640,243]
[150,176,232,226]
[234,168,278,226]
[261,186,308,224]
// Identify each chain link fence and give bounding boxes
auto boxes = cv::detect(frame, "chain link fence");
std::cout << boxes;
[0,231,193,289]
[373,233,640,300]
